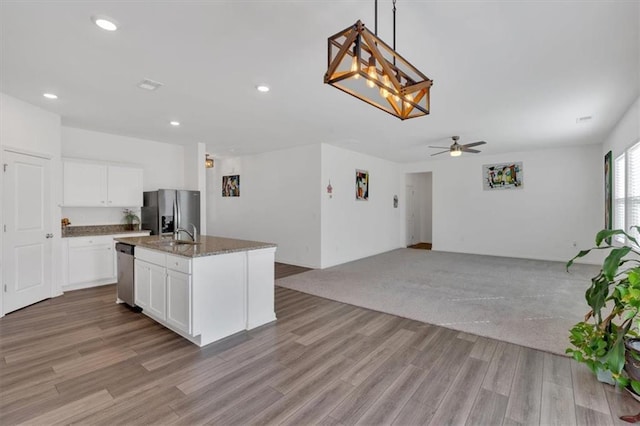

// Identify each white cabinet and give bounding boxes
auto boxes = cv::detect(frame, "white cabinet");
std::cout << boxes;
[134,259,151,310]
[132,245,276,348]
[62,231,150,291]
[63,159,143,207]
[63,161,107,206]
[135,248,191,328]
[107,165,143,207]
[67,236,115,285]
[166,269,192,334]
[135,259,167,320]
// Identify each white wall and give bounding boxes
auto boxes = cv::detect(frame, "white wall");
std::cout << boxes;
[404,144,603,263]
[184,142,207,234]
[0,92,63,314]
[321,144,403,268]
[61,126,185,225]
[207,144,322,268]
[604,96,639,156]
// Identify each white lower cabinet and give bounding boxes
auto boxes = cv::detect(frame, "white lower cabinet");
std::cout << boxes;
[135,248,192,333]
[67,237,115,286]
[62,232,150,291]
[134,260,151,310]
[133,245,276,347]
[166,269,192,334]
[135,259,167,320]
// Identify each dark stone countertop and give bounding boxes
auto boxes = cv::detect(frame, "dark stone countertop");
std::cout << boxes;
[62,225,151,238]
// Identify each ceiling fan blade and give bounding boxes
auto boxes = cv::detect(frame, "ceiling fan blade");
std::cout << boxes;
[462,141,487,148]
[430,150,449,156]
[428,146,450,149]
[461,148,481,153]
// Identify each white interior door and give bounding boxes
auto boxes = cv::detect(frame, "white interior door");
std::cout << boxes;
[405,185,419,246]
[2,151,52,314]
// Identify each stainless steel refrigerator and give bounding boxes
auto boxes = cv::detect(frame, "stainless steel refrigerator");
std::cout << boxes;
[142,189,200,236]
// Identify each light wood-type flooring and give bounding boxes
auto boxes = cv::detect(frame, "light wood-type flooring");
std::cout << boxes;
[1,281,639,424]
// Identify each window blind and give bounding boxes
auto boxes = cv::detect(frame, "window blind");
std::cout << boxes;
[615,153,626,236]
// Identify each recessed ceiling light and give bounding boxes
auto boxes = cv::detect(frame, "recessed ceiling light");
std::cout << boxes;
[91,16,118,31]
[256,85,270,93]
[170,121,180,126]
[43,93,58,99]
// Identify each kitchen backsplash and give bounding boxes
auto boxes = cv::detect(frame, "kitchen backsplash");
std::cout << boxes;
[61,207,141,227]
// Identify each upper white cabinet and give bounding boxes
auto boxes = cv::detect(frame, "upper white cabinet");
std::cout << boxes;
[63,161,107,206]
[107,165,143,207]
[63,159,143,207]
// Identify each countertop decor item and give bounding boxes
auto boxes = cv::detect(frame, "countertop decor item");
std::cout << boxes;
[122,208,140,231]
[566,226,640,394]
[324,0,433,120]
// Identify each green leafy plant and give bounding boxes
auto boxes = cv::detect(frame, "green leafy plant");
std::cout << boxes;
[566,226,640,394]
[122,209,140,230]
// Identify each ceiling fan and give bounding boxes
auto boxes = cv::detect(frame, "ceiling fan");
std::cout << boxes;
[429,136,487,157]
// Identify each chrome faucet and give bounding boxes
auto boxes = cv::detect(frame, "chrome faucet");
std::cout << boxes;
[174,223,197,242]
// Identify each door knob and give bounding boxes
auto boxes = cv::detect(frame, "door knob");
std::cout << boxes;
[45,233,53,238]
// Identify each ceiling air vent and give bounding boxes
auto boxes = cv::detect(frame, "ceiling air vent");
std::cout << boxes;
[137,79,163,91]
[576,116,593,124]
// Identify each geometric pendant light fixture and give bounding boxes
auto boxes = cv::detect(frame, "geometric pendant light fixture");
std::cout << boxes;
[324,0,433,120]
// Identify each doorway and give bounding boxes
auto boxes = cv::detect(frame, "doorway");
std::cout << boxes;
[2,150,53,314]
[405,172,433,249]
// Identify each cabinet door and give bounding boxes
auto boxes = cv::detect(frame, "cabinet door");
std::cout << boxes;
[63,161,107,206]
[68,239,115,284]
[166,270,192,334]
[147,262,167,320]
[107,165,143,207]
[134,260,151,310]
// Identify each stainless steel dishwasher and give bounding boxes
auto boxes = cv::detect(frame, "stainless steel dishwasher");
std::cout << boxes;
[116,242,135,307]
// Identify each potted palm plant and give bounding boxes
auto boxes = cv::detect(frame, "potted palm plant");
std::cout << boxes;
[122,209,140,231]
[566,226,640,396]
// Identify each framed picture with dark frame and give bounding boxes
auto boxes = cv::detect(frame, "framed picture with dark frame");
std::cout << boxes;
[355,169,369,201]
[222,175,240,197]
[604,151,612,241]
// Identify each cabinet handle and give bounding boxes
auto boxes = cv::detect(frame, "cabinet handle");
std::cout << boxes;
[101,201,105,204]
[45,233,53,239]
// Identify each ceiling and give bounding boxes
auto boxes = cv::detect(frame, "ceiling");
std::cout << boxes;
[1,1,638,162]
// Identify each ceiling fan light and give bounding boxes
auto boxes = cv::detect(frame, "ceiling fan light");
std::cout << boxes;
[450,150,462,157]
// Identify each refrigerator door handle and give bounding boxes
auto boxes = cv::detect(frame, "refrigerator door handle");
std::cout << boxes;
[174,197,180,232]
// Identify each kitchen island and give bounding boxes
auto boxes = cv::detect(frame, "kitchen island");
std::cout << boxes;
[116,235,277,347]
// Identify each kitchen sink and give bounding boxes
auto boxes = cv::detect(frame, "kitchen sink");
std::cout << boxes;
[148,239,200,247]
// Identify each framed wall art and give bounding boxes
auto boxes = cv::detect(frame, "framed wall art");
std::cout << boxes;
[355,169,369,201]
[483,162,523,190]
[222,175,240,197]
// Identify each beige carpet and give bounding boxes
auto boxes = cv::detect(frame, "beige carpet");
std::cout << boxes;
[276,249,600,355]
